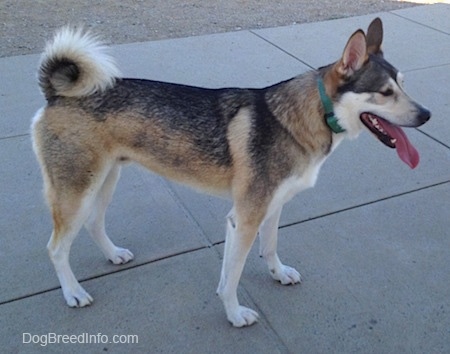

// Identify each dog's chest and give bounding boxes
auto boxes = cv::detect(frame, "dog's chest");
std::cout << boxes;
[266,159,325,216]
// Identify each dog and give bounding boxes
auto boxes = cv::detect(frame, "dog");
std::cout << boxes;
[31,18,430,327]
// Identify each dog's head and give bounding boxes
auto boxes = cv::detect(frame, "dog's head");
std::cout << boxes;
[322,18,431,168]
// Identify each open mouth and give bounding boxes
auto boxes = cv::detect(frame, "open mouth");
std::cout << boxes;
[360,113,396,148]
[360,112,420,169]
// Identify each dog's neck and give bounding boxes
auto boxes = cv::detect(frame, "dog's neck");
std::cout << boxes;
[316,77,346,134]
[265,73,334,158]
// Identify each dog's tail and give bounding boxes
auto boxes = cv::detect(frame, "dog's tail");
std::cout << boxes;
[38,27,120,100]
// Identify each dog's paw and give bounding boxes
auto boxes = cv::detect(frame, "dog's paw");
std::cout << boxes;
[228,306,259,327]
[271,265,302,285]
[64,286,93,308]
[109,247,134,265]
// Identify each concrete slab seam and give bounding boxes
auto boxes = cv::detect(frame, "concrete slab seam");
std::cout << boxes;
[417,128,450,150]
[160,178,219,247]
[390,10,450,36]
[403,63,450,73]
[249,30,316,70]
[0,133,30,141]
[279,180,450,230]
[0,245,208,307]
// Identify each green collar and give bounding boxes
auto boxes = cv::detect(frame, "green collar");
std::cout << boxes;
[317,77,346,134]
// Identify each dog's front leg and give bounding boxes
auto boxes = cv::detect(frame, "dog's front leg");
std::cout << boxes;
[217,211,259,327]
[259,206,301,285]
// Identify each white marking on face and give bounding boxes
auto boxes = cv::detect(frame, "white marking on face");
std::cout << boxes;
[334,73,424,135]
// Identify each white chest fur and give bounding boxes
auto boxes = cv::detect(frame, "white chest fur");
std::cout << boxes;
[264,133,345,220]
[265,158,325,218]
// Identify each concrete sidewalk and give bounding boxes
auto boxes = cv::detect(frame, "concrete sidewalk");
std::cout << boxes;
[1,4,449,353]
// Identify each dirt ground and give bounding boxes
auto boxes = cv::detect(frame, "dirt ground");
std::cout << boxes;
[1,0,418,58]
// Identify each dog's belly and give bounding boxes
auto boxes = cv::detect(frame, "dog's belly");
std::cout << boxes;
[123,149,234,197]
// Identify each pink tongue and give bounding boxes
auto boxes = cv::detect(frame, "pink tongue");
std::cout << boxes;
[378,119,420,169]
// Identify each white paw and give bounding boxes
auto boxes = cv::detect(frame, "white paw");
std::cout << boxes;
[109,247,134,265]
[271,265,302,285]
[228,306,259,327]
[64,285,93,307]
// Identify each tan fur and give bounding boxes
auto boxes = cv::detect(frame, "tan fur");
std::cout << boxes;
[268,76,332,155]
[227,108,253,196]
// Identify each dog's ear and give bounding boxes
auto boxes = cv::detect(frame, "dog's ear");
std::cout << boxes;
[337,30,367,78]
[366,17,383,55]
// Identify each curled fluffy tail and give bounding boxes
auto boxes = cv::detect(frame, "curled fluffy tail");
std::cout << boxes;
[38,27,121,100]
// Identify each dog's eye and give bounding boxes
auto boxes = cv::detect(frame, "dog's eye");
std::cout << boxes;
[380,89,394,97]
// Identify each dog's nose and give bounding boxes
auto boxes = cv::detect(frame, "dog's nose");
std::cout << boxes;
[418,105,431,125]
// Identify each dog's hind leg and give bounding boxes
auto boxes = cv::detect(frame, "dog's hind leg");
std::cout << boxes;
[258,206,301,285]
[47,188,99,307]
[45,162,118,307]
[217,207,261,327]
[84,164,134,265]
